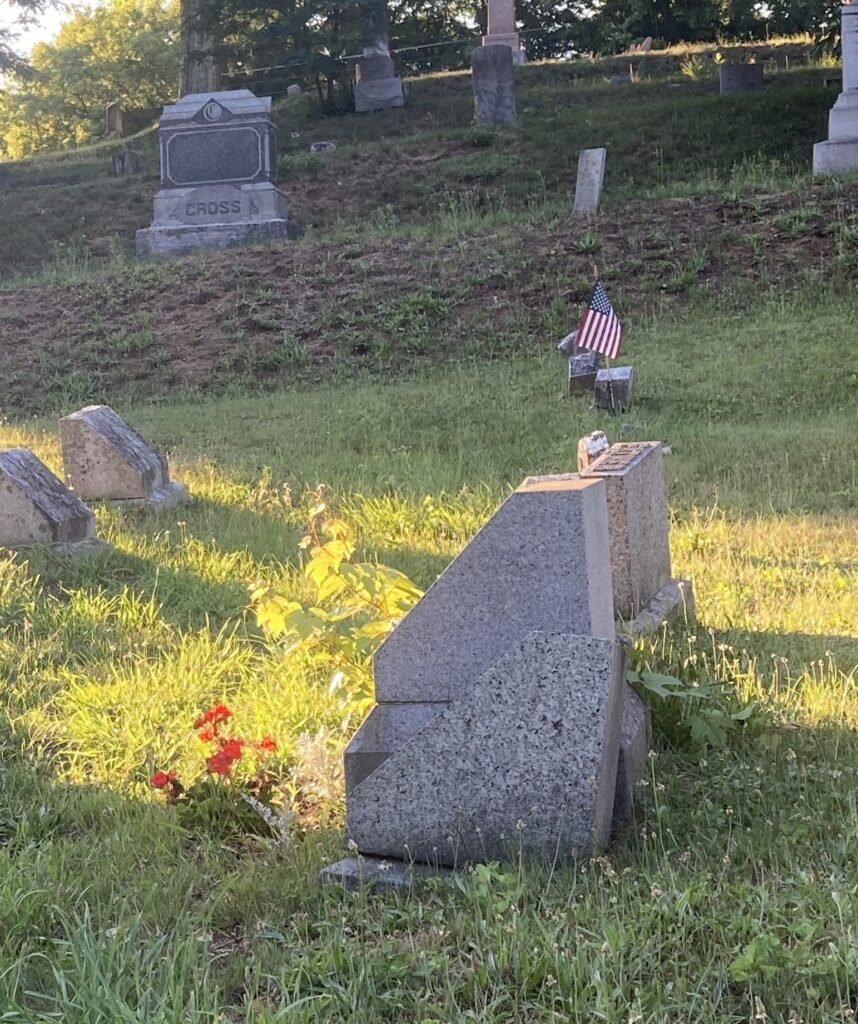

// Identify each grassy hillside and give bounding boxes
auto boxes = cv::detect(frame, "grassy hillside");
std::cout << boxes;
[0,40,855,1024]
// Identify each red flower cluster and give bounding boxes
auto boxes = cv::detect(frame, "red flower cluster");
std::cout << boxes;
[194,705,233,730]
[150,770,177,789]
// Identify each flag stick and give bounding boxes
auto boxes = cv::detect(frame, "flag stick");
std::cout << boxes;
[592,263,616,416]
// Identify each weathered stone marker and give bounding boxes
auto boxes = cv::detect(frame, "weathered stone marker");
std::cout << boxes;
[814,4,858,174]
[0,449,98,548]
[136,90,297,257]
[580,441,694,632]
[577,430,609,471]
[594,366,633,412]
[573,147,607,215]
[719,62,764,96]
[59,405,188,509]
[111,151,141,177]
[471,45,517,127]
[105,100,123,136]
[482,0,525,65]
[568,349,603,394]
[354,0,406,112]
[286,83,301,98]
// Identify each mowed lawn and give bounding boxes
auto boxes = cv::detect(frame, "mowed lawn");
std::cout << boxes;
[0,296,855,1023]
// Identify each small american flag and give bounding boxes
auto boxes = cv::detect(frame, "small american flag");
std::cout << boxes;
[576,280,622,360]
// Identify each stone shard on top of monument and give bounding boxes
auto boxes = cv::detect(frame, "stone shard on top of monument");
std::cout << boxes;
[0,448,97,548]
[373,474,614,704]
[580,441,670,620]
[347,631,626,866]
[59,405,188,510]
[136,89,298,257]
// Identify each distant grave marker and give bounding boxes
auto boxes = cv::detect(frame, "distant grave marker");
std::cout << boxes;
[471,45,517,127]
[573,148,606,215]
[594,366,633,411]
[105,101,123,137]
[719,63,764,95]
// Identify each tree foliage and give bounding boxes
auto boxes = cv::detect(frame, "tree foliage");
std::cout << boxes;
[0,0,179,159]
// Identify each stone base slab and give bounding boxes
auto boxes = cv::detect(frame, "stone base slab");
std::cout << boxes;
[321,856,455,892]
[813,138,858,176]
[136,219,300,257]
[150,182,289,229]
[40,538,112,559]
[107,482,190,511]
[354,77,406,112]
[617,578,695,639]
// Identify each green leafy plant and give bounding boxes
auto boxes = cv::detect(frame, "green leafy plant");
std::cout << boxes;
[250,488,423,727]
[149,704,289,840]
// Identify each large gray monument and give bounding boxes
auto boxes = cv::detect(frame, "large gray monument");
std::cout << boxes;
[354,0,406,112]
[814,3,858,174]
[136,90,296,256]
[482,0,525,65]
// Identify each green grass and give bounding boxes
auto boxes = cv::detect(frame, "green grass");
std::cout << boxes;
[0,295,855,1021]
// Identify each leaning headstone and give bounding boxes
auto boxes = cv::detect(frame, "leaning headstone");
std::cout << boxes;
[111,151,141,177]
[136,90,297,257]
[286,83,302,98]
[639,35,653,52]
[719,62,764,95]
[471,45,517,127]
[482,0,525,65]
[344,631,625,867]
[814,3,858,175]
[573,147,606,215]
[568,349,603,395]
[594,366,633,412]
[0,449,100,550]
[105,100,123,137]
[374,474,614,703]
[59,405,188,509]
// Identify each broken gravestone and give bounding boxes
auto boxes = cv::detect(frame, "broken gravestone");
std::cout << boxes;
[59,405,188,509]
[0,448,102,551]
[323,474,652,887]
[577,430,609,471]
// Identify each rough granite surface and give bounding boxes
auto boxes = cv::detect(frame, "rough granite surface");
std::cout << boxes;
[471,45,516,126]
[373,475,615,703]
[348,631,625,867]
[582,442,671,619]
[60,405,170,501]
[345,703,448,793]
[0,448,95,547]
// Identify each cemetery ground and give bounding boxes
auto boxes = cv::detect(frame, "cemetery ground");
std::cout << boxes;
[0,39,856,1024]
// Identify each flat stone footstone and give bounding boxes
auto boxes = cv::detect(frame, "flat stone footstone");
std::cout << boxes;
[594,367,634,412]
[612,686,651,830]
[617,577,695,639]
[321,856,455,892]
[348,631,626,867]
[0,448,97,548]
[373,474,615,703]
[581,442,671,620]
[59,405,188,509]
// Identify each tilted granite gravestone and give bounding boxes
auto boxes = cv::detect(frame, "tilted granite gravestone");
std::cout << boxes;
[136,90,296,257]
[814,4,858,174]
[581,441,694,632]
[345,631,625,867]
[719,62,764,96]
[59,405,188,510]
[374,475,615,703]
[482,0,525,65]
[471,45,517,127]
[0,449,98,548]
[573,147,607,215]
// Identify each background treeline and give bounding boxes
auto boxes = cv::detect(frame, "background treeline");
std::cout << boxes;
[0,0,841,159]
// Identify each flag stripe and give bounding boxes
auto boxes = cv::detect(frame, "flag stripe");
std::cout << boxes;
[576,280,622,360]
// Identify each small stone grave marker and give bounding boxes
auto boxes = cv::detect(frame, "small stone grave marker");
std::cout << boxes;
[286,83,301,98]
[0,448,100,550]
[719,63,764,95]
[111,151,141,177]
[59,405,188,509]
[573,147,606,215]
[594,366,633,412]
[105,100,123,136]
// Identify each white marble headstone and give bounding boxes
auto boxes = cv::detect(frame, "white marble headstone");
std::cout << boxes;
[573,147,607,215]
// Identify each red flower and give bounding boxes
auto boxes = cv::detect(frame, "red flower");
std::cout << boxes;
[206,750,236,776]
[150,770,177,789]
[258,736,276,752]
[197,728,215,742]
[220,738,244,760]
[193,704,233,729]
